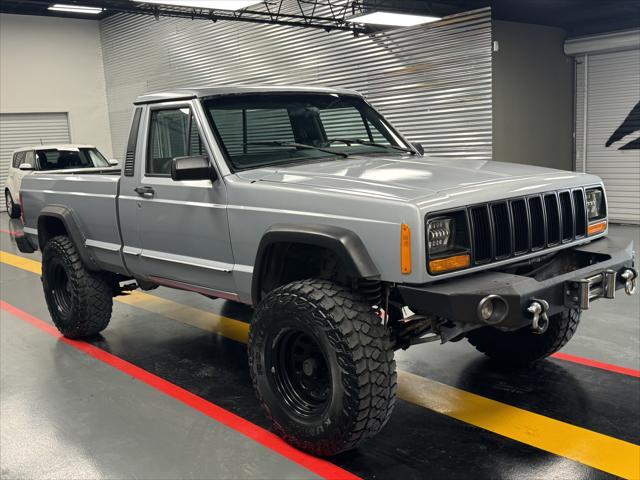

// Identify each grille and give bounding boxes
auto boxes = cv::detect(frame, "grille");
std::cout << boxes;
[465,188,588,266]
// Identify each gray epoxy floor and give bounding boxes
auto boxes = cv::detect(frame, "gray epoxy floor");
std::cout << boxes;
[0,300,320,480]
[1,215,639,480]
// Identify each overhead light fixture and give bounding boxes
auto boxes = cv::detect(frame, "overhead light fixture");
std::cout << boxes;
[132,0,260,11]
[48,3,104,14]
[346,11,441,27]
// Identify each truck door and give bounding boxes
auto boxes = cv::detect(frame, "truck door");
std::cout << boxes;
[121,101,236,299]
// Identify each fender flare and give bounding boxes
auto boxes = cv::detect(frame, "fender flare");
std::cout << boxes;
[251,224,380,304]
[37,205,100,271]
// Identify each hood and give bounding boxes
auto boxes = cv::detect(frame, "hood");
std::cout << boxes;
[236,155,596,203]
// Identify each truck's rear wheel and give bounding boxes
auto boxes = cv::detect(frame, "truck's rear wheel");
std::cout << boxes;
[42,235,113,338]
[5,190,20,219]
[466,308,581,366]
[248,279,397,456]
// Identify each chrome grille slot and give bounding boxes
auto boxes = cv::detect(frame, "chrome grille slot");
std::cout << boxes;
[491,202,511,259]
[528,196,545,250]
[559,191,574,242]
[470,206,491,263]
[544,194,561,246]
[511,199,529,254]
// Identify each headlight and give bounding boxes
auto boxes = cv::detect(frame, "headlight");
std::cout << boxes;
[426,211,471,274]
[427,217,455,254]
[586,188,606,221]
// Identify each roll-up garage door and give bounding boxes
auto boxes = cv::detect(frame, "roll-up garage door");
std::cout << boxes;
[0,112,70,210]
[571,31,640,224]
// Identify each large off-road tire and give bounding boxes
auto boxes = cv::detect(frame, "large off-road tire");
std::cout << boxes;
[248,279,397,456]
[466,308,581,366]
[5,190,20,219]
[42,235,113,338]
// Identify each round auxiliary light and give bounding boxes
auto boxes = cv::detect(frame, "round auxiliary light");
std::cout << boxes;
[477,295,509,325]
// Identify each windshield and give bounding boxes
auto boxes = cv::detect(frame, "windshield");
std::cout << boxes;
[36,148,110,171]
[203,93,411,170]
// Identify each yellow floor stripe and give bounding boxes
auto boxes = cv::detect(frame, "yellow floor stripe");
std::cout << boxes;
[1,249,639,479]
[118,291,250,344]
[0,250,42,275]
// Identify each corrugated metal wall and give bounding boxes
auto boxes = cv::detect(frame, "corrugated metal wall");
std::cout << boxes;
[575,49,640,224]
[99,6,491,161]
[0,112,70,210]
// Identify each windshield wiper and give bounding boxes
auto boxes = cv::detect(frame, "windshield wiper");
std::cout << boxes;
[328,138,416,154]
[245,141,349,158]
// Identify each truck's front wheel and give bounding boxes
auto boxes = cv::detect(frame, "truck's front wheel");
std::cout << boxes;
[42,235,113,338]
[466,308,581,366]
[248,279,397,456]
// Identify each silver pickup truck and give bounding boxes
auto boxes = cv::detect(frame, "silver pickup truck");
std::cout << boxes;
[18,86,638,456]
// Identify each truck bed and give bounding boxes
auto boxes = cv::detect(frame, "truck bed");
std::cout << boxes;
[20,169,126,274]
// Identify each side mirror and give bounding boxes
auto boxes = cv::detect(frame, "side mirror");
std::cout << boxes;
[411,142,425,155]
[171,155,216,182]
[108,159,119,166]
[18,163,34,171]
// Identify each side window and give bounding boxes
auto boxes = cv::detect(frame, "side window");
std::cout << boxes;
[12,151,25,168]
[24,151,36,168]
[147,108,205,176]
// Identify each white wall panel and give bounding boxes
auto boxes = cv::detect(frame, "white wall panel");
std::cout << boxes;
[100,6,492,162]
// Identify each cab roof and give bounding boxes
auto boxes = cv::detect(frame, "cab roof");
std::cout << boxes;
[134,85,361,105]
[12,144,95,154]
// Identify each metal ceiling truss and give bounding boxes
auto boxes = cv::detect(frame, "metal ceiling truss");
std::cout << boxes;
[2,0,372,33]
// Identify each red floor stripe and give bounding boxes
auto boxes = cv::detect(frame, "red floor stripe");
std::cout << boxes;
[0,300,360,480]
[0,228,21,236]
[551,352,640,378]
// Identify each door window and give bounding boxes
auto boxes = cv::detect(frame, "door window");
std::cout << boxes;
[147,108,205,176]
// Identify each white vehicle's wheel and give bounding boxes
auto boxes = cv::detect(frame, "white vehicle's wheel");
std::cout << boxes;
[4,190,20,219]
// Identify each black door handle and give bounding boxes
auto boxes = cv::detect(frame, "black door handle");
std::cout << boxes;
[134,186,155,197]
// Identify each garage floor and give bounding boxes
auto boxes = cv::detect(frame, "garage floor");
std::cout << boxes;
[1,214,639,480]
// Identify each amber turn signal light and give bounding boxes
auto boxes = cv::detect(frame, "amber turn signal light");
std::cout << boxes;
[401,223,412,274]
[429,253,471,274]
[588,220,607,236]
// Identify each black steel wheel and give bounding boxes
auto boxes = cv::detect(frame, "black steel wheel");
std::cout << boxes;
[269,328,331,418]
[42,235,113,338]
[248,279,397,456]
[5,190,20,219]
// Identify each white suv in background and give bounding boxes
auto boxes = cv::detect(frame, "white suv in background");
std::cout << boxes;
[4,144,116,218]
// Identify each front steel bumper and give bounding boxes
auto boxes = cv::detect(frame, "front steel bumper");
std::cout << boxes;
[397,237,636,331]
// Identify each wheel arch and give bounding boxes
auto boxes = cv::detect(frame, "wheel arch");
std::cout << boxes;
[38,205,99,270]
[251,224,380,305]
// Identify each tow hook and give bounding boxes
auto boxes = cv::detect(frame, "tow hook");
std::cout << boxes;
[528,299,550,334]
[621,268,638,296]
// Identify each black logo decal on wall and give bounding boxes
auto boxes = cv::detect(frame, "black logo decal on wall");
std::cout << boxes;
[605,101,640,150]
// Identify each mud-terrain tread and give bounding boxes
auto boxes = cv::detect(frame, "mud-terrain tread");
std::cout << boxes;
[466,308,581,365]
[42,235,113,338]
[248,278,397,456]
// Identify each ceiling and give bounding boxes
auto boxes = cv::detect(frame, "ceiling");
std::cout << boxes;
[1,0,638,36]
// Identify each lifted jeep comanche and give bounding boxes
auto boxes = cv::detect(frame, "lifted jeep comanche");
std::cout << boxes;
[18,86,638,456]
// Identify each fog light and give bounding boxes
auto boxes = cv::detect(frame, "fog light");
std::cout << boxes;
[477,295,508,325]
[479,300,494,321]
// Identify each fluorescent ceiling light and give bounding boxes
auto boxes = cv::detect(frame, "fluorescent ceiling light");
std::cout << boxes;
[132,0,260,11]
[48,3,104,14]
[346,11,441,27]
